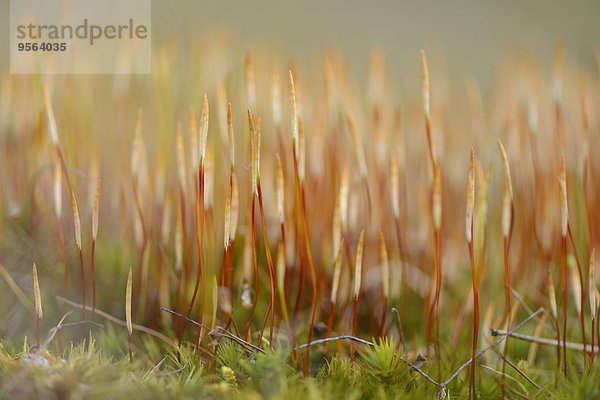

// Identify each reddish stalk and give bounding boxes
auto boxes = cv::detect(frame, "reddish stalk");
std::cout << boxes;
[561,236,567,376]
[391,125,409,318]
[553,311,561,384]
[33,263,42,349]
[567,224,587,359]
[174,188,188,334]
[78,248,86,339]
[589,249,597,369]
[275,153,287,309]
[175,123,190,292]
[177,166,204,346]
[221,246,228,309]
[56,218,67,343]
[545,269,560,385]
[597,306,600,367]
[280,221,286,285]
[276,242,293,348]
[292,184,306,325]
[468,241,479,399]
[43,85,83,340]
[501,237,512,395]
[380,298,388,338]
[350,294,358,363]
[350,230,365,365]
[429,166,443,380]
[246,113,276,348]
[466,149,478,400]
[325,301,335,360]
[91,180,101,322]
[290,78,307,326]
[326,240,344,360]
[592,318,596,368]
[226,239,235,300]
[126,267,133,363]
[498,139,514,397]
[558,157,568,375]
[434,228,442,379]
[221,186,232,328]
[54,163,67,345]
[257,179,276,347]
[130,110,149,320]
[393,217,405,291]
[227,171,239,306]
[221,178,232,327]
[288,72,316,372]
[194,166,206,351]
[245,194,259,341]
[90,240,96,319]
[70,191,86,340]
[297,158,318,373]
[131,176,148,319]
[379,231,390,338]
[179,96,209,349]
[56,217,66,273]
[421,51,438,360]
[179,190,190,293]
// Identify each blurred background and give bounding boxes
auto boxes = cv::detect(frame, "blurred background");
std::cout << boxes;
[0,0,599,351]
[2,0,600,91]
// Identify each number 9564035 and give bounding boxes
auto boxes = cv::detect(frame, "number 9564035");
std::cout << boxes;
[17,42,66,51]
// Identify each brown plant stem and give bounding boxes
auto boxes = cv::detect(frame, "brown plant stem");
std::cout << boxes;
[221,246,229,325]
[554,314,561,386]
[502,236,511,398]
[468,239,479,400]
[78,248,86,340]
[434,228,442,381]
[296,156,318,375]
[567,224,586,360]
[325,301,335,360]
[350,294,358,363]
[194,167,206,351]
[177,165,204,347]
[257,179,276,348]
[394,216,408,324]
[179,189,190,294]
[245,195,259,341]
[91,239,96,321]
[591,317,595,368]
[57,218,67,343]
[292,189,306,326]
[561,235,567,376]
[379,297,387,338]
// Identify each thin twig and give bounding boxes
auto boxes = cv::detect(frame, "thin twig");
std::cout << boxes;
[442,308,543,387]
[161,307,265,354]
[510,288,554,334]
[491,329,599,353]
[489,346,541,389]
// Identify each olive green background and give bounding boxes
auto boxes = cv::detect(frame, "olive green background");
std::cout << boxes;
[1,0,599,88]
